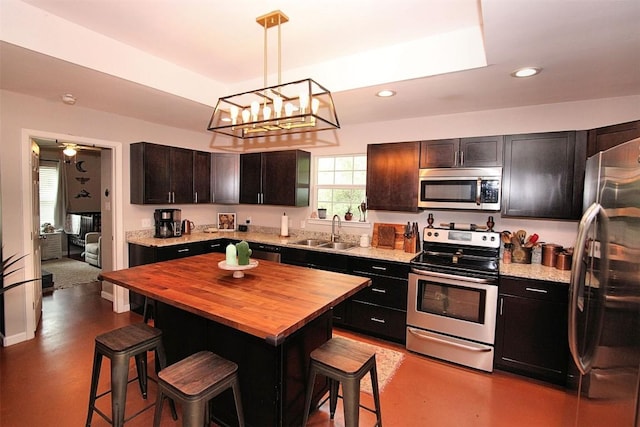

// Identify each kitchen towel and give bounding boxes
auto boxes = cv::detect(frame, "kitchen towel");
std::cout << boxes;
[280,213,289,237]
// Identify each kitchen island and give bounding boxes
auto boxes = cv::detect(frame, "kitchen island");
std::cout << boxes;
[99,252,370,426]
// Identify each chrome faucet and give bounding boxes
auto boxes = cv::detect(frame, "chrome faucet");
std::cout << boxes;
[331,214,341,242]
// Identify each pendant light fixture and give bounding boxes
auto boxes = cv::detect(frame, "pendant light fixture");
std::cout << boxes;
[207,10,340,139]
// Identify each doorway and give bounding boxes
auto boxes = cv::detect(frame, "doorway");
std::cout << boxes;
[19,129,125,342]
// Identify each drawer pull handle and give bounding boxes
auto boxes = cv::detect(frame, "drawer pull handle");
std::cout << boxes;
[371,288,387,294]
[370,317,386,324]
[177,248,190,253]
[525,287,548,294]
[371,266,387,271]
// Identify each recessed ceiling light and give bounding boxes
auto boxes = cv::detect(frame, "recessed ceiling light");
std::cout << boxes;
[511,67,542,78]
[61,93,77,105]
[376,90,396,97]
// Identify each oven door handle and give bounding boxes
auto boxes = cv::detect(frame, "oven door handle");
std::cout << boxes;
[410,268,495,284]
[407,327,492,352]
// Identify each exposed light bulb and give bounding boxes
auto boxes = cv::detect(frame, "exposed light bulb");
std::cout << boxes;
[273,95,283,118]
[285,103,295,117]
[251,101,260,121]
[299,92,309,113]
[311,98,320,114]
[263,105,272,120]
[242,109,250,123]
[230,106,239,125]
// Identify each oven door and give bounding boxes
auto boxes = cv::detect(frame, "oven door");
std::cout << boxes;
[407,270,498,345]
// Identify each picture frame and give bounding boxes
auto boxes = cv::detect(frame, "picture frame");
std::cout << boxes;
[217,212,236,231]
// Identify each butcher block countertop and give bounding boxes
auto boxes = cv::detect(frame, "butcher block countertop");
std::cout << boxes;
[99,252,370,345]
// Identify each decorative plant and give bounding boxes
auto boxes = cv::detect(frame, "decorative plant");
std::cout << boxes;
[344,206,353,221]
[346,205,352,214]
[1,252,41,295]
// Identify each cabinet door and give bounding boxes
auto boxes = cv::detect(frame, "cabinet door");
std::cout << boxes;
[212,153,239,204]
[192,150,211,204]
[170,147,194,204]
[502,131,586,219]
[419,139,459,168]
[495,293,569,385]
[460,135,503,167]
[139,143,172,204]
[262,150,310,206]
[587,120,640,157]
[367,141,420,212]
[239,153,263,204]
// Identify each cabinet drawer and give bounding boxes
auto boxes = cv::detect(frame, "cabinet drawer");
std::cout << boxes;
[500,277,568,302]
[352,276,407,310]
[350,301,406,343]
[157,243,203,261]
[200,240,225,253]
[350,257,410,279]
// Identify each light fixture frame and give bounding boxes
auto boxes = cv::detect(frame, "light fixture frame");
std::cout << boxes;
[207,10,339,139]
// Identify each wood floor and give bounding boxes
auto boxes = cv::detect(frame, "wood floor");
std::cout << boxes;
[0,282,581,426]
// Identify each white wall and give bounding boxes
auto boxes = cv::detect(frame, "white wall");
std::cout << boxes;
[2,88,639,343]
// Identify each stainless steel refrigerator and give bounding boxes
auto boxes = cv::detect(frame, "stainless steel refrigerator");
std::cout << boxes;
[569,137,640,426]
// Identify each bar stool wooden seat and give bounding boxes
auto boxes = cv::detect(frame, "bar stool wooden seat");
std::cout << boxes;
[85,323,176,427]
[302,337,383,427]
[153,351,245,427]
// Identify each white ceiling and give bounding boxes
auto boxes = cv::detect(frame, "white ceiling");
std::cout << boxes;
[1,0,639,133]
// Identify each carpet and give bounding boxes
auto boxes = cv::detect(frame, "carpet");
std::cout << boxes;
[41,257,101,290]
[333,334,405,395]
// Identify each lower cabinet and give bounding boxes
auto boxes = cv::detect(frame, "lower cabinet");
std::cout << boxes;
[128,240,226,312]
[495,277,569,385]
[281,249,409,343]
[345,257,409,344]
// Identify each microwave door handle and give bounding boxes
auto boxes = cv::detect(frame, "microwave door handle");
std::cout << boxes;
[476,177,482,205]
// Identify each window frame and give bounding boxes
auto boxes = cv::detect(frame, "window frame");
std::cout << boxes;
[313,154,367,221]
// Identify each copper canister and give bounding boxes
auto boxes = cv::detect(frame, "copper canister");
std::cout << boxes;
[555,251,573,270]
[542,244,562,267]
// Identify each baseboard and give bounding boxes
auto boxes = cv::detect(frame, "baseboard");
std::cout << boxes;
[2,331,29,347]
[101,290,113,302]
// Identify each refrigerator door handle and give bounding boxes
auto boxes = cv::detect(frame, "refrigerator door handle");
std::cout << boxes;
[569,202,609,375]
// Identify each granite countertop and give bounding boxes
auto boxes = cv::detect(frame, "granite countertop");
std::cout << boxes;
[127,230,418,264]
[127,230,572,283]
[499,262,571,284]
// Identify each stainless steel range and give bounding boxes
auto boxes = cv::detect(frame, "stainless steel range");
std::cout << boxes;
[407,227,500,372]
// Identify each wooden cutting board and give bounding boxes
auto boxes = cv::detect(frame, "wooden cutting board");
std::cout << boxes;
[371,223,405,250]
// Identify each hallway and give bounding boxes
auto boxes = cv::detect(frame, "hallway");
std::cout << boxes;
[1,282,583,426]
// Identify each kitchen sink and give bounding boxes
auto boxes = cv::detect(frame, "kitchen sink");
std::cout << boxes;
[292,239,330,247]
[318,242,357,250]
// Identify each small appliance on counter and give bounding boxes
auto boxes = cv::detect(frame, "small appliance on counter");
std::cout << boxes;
[154,208,182,238]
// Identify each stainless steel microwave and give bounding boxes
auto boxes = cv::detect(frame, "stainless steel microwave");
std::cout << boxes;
[418,167,502,211]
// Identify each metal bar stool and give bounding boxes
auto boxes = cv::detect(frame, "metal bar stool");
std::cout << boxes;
[85,323,177,427]
[302,337,383,427]
[153,350,245,427]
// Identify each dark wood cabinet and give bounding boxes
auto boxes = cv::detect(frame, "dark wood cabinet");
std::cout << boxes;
[211,153,239,204]
[239,150,311,206]
[495,277,569,385]
[587,120,640,157]
[130,142,209,205]
[502,131,587,219]
[345,257,409,343]
[192,150,211,204]
[366,141,420,212]
[420,136,503,168]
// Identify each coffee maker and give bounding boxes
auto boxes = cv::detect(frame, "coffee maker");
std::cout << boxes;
[154,208,182,238]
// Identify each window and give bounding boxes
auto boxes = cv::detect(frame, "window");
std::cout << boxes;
[316,155,367,219]
[39,162,59,227]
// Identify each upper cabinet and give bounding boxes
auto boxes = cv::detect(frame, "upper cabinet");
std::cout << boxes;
[239,150,311,206]
[130,142,211,205]
[502,131,587,220]
[193,150,212,204]
[367,141,420,212]
[211,153,240,204]
[420,136,504,168]
[587,120,640,157]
